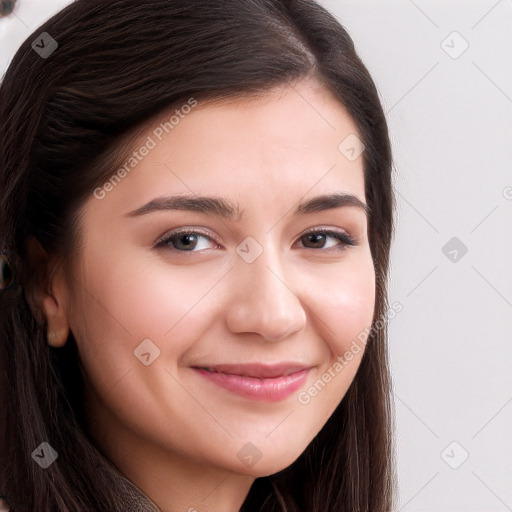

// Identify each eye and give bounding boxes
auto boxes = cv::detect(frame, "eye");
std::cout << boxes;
[154,228,219,252]
[298,228,357,251]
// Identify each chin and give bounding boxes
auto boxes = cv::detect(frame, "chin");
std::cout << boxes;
[234,446,305,478]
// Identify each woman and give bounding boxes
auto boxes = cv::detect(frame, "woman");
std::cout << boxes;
[0,0,395,510]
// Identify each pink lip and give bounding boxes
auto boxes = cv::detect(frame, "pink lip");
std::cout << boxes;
[192,363,311,401]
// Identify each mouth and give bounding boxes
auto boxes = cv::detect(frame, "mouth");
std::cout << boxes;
[190,363,312,401]
[192,362,311,378]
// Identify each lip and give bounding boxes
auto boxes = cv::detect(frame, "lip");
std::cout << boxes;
[191,363,312,401]
[195,362,311,378]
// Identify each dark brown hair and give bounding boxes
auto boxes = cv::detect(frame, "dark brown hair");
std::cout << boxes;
[0,0,395,510]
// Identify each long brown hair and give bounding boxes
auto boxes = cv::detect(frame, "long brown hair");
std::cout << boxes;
[0,0,396,510]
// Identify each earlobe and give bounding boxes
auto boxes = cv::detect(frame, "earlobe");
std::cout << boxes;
[43,293,70,348]
[46,329,69,348]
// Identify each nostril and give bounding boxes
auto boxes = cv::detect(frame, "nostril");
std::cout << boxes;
[0,1,17,18]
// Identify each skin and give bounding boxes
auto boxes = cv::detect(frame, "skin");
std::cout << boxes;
[29,78,375,512]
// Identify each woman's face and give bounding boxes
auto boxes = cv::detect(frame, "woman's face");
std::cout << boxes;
[64,78,375,481]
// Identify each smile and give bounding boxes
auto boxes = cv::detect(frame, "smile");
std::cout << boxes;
[191,363,312,401]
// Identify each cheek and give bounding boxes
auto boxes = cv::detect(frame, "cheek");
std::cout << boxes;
[66,255,223,444]
[312,254,376,355]
[292,256,375,434]
[73,248,218,335]
[67,254,219,386]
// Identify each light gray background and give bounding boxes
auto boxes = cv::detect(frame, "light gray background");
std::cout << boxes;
[1,1,511,510]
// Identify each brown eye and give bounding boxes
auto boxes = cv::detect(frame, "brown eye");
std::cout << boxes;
[170,233,200,251]
[155,229,218,253]
[300,229,356,251]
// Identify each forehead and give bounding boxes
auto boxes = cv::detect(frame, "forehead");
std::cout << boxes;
[88,79,366,218]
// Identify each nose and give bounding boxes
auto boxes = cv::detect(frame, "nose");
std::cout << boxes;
[224,244,307,342]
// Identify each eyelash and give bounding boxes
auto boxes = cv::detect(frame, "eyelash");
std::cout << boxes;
[154,227,357,254]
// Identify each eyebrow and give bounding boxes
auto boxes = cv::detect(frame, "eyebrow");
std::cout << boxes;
[124,192,370,220]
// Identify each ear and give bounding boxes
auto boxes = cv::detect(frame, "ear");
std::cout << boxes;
[24,236,70,348]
